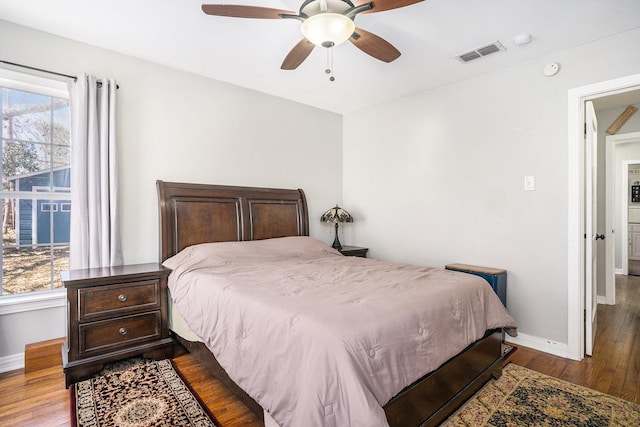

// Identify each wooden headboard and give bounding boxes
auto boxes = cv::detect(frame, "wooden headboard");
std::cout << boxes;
[157,180,309,262]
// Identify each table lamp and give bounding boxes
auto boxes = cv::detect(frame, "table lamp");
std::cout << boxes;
[321,205,353,250]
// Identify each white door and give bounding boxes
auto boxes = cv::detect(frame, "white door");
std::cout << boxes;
[630,224,640,259]
[585,100,599,356]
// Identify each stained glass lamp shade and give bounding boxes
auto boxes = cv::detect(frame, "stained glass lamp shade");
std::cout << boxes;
[321,205,353,250]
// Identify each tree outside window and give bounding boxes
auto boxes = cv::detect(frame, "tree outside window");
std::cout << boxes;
[0,76,70,296]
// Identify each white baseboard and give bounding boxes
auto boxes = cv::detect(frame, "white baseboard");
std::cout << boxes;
[0,352,24,373]
[505,332,570,359]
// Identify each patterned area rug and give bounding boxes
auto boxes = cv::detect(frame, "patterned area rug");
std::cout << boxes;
[70,358,220,427]
[501,343,515,358]
[443,363,640,426]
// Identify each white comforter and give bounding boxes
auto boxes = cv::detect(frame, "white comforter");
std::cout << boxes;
[164,236,516,427]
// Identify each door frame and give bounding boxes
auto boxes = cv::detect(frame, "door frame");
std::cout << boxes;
[568,73,640,360]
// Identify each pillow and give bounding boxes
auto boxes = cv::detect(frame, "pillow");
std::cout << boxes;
[162,236,340,271]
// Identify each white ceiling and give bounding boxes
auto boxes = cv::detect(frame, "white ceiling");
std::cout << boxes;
[1,0,639,114]
[592,89,640,112]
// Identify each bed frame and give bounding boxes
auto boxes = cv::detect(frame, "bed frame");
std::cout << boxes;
[157,180,503,427]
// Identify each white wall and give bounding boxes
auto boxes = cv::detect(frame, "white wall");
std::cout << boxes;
[0,20,343,368]
[343,28,640,352]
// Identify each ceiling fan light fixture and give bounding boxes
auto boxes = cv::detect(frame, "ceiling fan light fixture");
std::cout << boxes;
[301,13,355,48]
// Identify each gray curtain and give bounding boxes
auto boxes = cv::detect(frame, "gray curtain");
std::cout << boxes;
[68,74,122,269]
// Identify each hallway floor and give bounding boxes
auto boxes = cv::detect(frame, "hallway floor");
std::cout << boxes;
[629,259,640,276]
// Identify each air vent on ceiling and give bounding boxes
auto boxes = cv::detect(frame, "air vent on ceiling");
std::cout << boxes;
[456,41,506,63]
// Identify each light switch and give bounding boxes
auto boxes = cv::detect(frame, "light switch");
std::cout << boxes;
[524,176,535,191]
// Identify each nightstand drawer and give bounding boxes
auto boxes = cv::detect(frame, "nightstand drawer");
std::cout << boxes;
[79,279,161,321]
[79,311,162,354]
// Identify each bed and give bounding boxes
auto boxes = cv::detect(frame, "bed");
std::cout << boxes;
[156,180,516,427]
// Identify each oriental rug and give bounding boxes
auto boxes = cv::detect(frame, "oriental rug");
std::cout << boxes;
[442,363,640,426]
[70,358,220,427]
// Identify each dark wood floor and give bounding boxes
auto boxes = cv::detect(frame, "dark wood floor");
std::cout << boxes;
[1,274,640,426]
[509,273,640,404]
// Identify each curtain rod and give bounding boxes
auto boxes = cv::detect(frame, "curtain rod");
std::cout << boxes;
[0,59,77,81]
[0,59,120,89]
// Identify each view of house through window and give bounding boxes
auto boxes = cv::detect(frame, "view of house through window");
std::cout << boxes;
[0,73,71,296]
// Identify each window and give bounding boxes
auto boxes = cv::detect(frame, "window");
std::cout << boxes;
[41,203,58,212]
[0,70,70,297]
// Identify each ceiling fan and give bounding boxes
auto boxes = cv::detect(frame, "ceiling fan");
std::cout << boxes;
[201,0,424,70]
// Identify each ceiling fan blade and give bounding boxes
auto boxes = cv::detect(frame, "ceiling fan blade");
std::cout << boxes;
[281,39,315,70]
[202,4,296,19]
[354,0,424,14]
[349,28,400,63]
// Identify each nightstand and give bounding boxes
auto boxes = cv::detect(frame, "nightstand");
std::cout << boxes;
[339,245,368,258]
[61,263,173,387]
[445,263,507,307]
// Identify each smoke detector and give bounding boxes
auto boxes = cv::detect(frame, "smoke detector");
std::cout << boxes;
[513,33,532,46]
[455,41,506,63]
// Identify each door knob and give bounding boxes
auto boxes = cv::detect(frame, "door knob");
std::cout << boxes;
[595,234,606,240]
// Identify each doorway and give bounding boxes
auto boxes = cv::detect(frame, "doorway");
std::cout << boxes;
[568,73,640,361]
[619,155,640,277]
[605,133,640,296]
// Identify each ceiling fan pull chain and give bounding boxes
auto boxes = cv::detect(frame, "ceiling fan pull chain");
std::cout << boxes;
[325,47,335,82]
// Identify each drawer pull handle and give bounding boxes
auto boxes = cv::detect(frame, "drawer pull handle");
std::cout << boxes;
[119,327,127,335]
[118,294,127,302]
